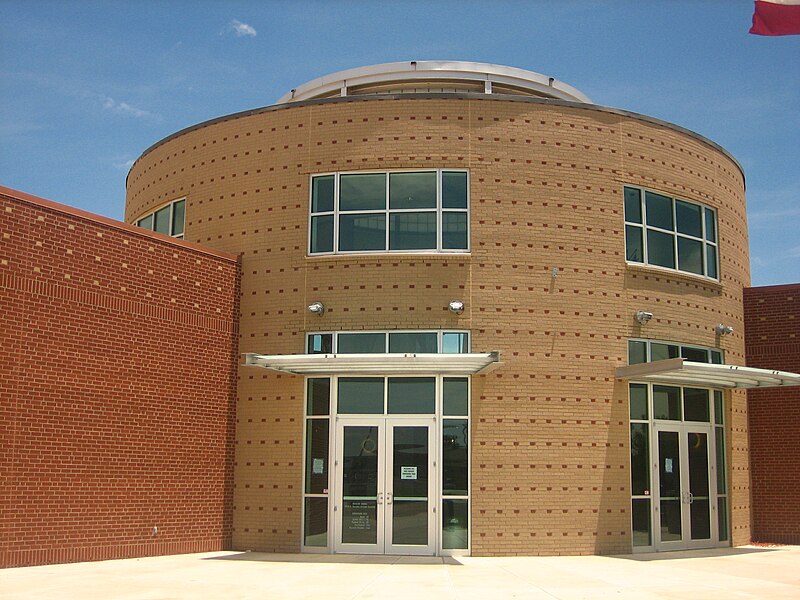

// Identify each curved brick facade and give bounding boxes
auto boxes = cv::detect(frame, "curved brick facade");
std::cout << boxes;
[126,93,750,556]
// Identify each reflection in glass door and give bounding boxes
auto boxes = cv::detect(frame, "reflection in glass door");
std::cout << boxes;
[334,419,434,555]
[654,424,714,550]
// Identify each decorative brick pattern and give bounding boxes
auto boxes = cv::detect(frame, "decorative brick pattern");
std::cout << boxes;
[0,187,240,568]
[126,95,750,556]
[744,284,800,545]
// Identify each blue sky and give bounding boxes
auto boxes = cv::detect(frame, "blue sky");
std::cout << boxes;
[1,1,798,286]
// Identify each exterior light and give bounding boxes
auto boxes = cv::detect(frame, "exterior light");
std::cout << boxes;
[449,300,465,315]
[715,324,734,336]
[308,301,325,316]
[635,310,653,325]
[551,267,559,278]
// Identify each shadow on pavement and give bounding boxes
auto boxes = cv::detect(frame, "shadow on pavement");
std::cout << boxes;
[203,552,464,566]
[611,546,781,561]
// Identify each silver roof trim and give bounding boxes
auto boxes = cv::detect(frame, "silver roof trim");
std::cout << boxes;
[243,352,501,375]
[276,61,591,104]
[616,358,800,389]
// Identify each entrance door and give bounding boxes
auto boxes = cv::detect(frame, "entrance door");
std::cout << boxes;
[653,424,714,550]
[334,418,435,555]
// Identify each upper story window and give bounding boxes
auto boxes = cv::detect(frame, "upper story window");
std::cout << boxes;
[628,339,723,365]
[309,170,469,255]
[136,198,185,239]
[307,330,470,354]
[624,186,718,280]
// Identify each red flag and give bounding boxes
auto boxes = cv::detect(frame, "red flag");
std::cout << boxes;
[750,0,800,35]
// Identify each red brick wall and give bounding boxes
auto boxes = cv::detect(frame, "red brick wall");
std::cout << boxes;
[0,187,240,567]
[744,284,800,544]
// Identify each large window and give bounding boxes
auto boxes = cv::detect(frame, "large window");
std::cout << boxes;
[307,330,470,354]
[628,339,723,366]
[624,187,718,280]
[309,170,469,254]
[136,198,185,239]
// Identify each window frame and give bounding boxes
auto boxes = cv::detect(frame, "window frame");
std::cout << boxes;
[627,338,724,366]
[309,169,470,255]
[306,330,471,355]
[135,197,186,239]
[624,186,719,281]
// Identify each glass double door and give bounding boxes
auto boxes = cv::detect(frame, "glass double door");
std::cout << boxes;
[334,418,435,555]
[653,423,715,550]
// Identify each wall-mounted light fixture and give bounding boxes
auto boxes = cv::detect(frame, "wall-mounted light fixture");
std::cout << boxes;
[715,324,734,336]
[308,301,325,316]
[551,267,559,278]
[449,300,465,315]
[635,310,653,325]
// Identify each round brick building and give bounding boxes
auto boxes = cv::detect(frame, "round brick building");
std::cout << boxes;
[126,61,751,556]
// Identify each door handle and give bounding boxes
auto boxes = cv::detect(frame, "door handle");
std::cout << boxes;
[377,493,383,505]
[688,492,694,505]
[386,492,393,505]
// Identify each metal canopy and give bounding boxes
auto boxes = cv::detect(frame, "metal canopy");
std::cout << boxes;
[243,352,501,376]
[616,358,800,389]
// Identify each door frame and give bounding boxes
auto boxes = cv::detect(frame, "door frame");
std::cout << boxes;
[333,416,437,555]
[652,421,718,551]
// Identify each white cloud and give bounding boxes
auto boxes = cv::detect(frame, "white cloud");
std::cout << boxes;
[225,19,257,37]
[113,158,136,171]
[102,96,160,121]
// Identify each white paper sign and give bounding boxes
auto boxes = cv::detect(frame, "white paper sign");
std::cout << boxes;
[665,458,673,474]
[401,466,418,480]
[312,458,324,474]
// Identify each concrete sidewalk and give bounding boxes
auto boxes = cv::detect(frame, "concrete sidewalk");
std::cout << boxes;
[2,546,799,599]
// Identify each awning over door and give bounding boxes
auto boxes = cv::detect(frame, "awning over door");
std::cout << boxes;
[616,358,800,389]
[243,352,501,375]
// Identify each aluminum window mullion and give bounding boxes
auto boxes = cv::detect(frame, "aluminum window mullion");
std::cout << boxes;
[384,173,390,251]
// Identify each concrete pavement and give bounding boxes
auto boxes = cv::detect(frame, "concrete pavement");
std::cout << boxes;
[2,546,799,599]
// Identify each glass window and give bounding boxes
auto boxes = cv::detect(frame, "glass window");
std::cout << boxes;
[681,346,709,363]
[714,390,724,424]
[337,333,386,354]
[442,499,469,549]
[305,420,329,493]
[624,187,642,224]
[136,199,185,239]
[677,237,703,275]
[389,172,436,209]
[337,378,384,413]
[312,175,334,213]
[308,333,333,354]
[443,378,469,416]
[625,225,643,262]
[653,385,681,420]
[307,378,330,415]
[387,377,435,414]
[388,332,438,354]
[138,214,153,230]
[310,216,334,253]
[304,497,328,547]
[630,423,650,495]
[442,419,469,495]
[624,186,718,279]
[645,191,674,230]
[389,212,437,250]
[171,200,185,236]
[629,383,648,420]
[153,205,171,235]
[676,200,702,237]
[339,213,386,251]
[710,350,723,365]
[683,388,710,422]
[309,170,469,254]
[651,343,679,362]
[631,498,651,547]
[442,172,468,209]
[715,427,726,494]
[442,212,468,250]
[628,340,647,365]
[340,173,386,211]
[442,332,469,354]
[705,208,716,242]
[647,230,675,269]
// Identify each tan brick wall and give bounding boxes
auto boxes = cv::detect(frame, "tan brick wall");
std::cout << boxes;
[126,95,750,555]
